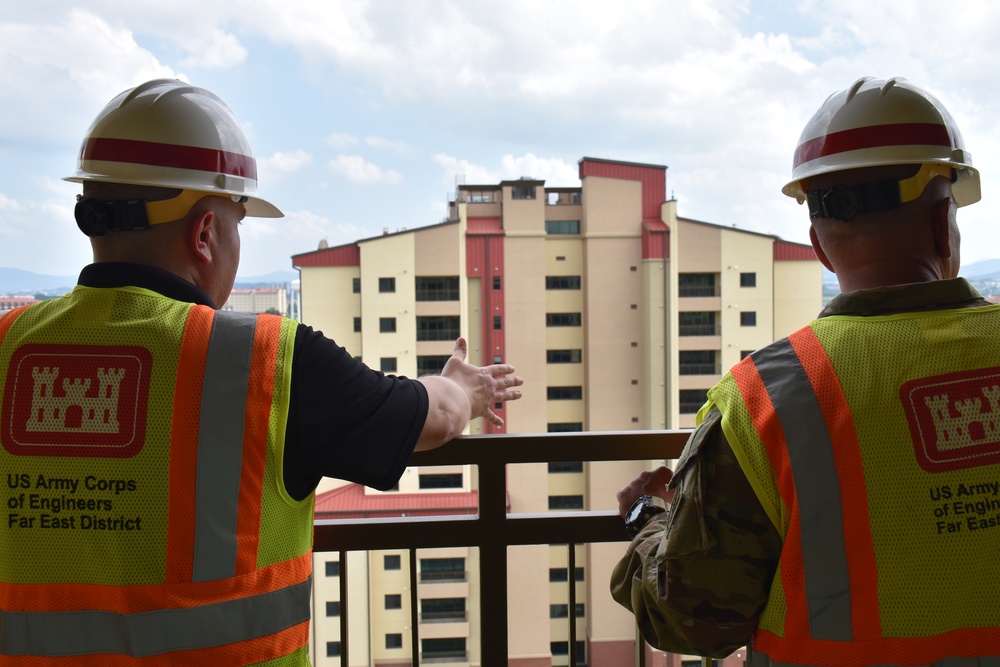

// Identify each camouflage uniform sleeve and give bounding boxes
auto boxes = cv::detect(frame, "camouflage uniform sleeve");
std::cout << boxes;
[610,406,783,658]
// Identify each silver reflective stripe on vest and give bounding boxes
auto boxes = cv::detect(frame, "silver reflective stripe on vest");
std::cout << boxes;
[194,310,258,583]
[751,339,852,642]
[0,577,311,657]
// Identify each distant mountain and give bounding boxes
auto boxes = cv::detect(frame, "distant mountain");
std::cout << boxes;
[0,268,76,295]
[233,270,298,287]
[961,258,1000,279]
[0,267,299,295]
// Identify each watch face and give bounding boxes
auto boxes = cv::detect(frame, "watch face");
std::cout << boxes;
[626,498,649,524]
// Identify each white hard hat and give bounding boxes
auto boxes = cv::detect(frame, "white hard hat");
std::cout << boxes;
[65,79,282,218]
[783,77,980,207]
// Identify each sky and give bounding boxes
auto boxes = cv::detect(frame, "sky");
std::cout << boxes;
[1,0,998,281]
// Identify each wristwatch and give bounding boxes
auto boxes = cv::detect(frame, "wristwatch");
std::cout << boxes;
[624,495,667,539]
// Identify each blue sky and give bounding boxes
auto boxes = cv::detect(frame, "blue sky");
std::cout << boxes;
[2,0,998,280]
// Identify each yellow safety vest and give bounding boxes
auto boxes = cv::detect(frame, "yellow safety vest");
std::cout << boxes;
[704,305,1000,666]
[0,286,314,666]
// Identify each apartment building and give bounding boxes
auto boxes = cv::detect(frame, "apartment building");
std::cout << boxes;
[222,286,288,315]
[292,157,822,666]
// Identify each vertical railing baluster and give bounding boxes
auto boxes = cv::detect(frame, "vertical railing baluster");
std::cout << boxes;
[568,542,577,667]
[409,547,420,666]
[339,551,348,667]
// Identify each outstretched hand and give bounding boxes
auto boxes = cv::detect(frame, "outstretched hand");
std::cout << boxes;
[441,337,523,426]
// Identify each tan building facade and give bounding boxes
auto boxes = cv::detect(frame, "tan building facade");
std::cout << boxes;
[293,157,822,666]
[223,286,288,315]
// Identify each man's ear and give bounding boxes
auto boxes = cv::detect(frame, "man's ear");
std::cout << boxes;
[809,225,835,272]
[187,209,215,264]
[930,195,954,260]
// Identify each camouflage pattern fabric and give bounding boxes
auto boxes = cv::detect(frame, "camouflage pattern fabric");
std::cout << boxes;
[609,277,992,659]
[610,407,782,658]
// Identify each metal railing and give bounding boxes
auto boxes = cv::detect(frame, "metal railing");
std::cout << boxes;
[313,429,692,667]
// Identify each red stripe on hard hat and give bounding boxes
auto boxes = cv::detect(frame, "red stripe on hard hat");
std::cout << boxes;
[793,122,953,168]
[82,137,257,180]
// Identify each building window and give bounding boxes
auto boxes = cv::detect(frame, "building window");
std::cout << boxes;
[678,311,719,336]
[417,355,451,376]
[493,315,502,331]
[416,316,460,341]
[385,594,402,610]
[547,386,583,400]
[741,311,757,326]
[679,350,718,375]
[549,603,586,618]
[545,275,581,290]
[379,277,396,293]
[384,554,401,570]
[548,495,584,510]
[326,601,341,617]
[352,278,361,294]
[419,473,463,489]
[386,633,403,649]
[545,220,580,234]
[740,272,757,287]
[546,312,582,327]
[548,461,583,473]
[512,184,536,200]
[421,637,466,661]
[325,561,340,577]
[551,641,586,660]
[549,567,585,582]
[679,389,710,414]
[493,275,502,290]
[326,641,341,657]
[678,273,719,297]
[547,422,583,433]
[421,597,466,622]
[546,349,582,364]
[353,317,361,332]
[380,357,397,373]
[420,557,465,582]
[416,276,459,301]
[379,317,396,333]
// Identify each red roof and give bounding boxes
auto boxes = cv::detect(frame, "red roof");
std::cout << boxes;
[314,483,484,519]
[292,244,361,268]
[773,240,817,261]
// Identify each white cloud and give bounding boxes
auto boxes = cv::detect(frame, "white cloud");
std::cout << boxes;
[179,28,247,69]
[328,155,403,185]
[327,133,360,148]
[433,153,578,190]
[365,136,409,153]
[261,150,313,173]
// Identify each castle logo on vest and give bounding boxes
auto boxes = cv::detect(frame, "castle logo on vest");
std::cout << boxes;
[901,367,1000,472]
[2,344,151,458]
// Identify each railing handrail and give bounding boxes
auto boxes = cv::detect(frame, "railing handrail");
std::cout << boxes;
[313,429,692,667]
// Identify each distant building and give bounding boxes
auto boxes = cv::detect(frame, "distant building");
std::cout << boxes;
[0,296,38,311]
[223,286,287,315]
[293,156,822,666]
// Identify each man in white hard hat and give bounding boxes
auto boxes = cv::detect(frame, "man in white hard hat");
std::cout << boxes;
[611,77,1000,664]
[0,79,522,665]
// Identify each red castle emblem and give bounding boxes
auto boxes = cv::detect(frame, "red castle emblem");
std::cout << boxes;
[2,344,151,458]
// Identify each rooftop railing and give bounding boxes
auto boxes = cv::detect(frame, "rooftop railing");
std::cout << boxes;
[312,429,697,667]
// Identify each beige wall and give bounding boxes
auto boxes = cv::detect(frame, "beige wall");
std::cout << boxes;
[359,233,417,376]
[774,260,823,338]
[720,228,774,368]
[299,265,361,355]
